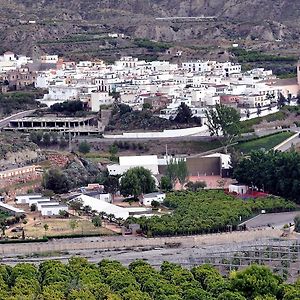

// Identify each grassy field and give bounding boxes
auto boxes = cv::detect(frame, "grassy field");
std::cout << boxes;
[240,111,287,133]
[11,219,115,239]
[235,131,294,153]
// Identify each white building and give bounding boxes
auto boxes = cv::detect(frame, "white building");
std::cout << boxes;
[37,201,59,211]
[142,192,166,206]
[90,91,114,112]
[108,155,159,176]
[15,194,43,205]
[40,204,69,216]
[40,54,59,64]
[229,184,248,195]
[73,194,129,219]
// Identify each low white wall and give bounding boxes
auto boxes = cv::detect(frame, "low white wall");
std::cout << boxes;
[273,132,299,151]
[104,125,209,139]
[240,107,279,121]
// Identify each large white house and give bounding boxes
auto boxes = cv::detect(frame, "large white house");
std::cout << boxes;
[108,155,159,176]
[73,194,129,219]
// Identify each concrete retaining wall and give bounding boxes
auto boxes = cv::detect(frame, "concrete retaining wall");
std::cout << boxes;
[0,229,282,256]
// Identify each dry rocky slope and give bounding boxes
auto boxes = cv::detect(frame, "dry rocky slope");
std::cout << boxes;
[1,0,300,58]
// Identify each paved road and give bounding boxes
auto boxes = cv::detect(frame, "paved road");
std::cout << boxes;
[0,109,37,129]
[274,132,300,152]
[240,211,300,229]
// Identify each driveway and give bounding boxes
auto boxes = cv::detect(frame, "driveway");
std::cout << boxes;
[240,211,300,229]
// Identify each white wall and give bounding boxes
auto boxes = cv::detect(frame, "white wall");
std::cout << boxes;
[103,126,210,139]
[41,205,68,216]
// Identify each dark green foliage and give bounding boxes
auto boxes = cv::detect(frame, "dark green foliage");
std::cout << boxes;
[0,260,297,300]
[107,103,200,132]
[174,102,193,123]
[42,168,70,194]
[50,100,84,114]
[234,150,300,203]
[0,91,44,116]
[230,265,283,299]
[134,38,171,52]
[92,216,102,227]
[205,104,241,152]
[160,176,172,192]
[231,48,296,63]
[120,167,156,199]
[107,104,172,131]
[185,181,207,191]
[78,140,91,154]
[128,190,296,237]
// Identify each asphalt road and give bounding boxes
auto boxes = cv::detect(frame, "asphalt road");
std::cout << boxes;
[240,211,300,229]
[0,109,37,129]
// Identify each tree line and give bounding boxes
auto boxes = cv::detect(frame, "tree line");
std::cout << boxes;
[234,150,300,204]
[0,257,298,300]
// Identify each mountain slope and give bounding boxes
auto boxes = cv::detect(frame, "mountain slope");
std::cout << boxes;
[1,0,300,58]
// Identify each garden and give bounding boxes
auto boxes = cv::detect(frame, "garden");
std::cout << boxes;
[130,190,297,237]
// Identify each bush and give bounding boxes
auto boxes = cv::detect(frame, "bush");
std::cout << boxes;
[78,141,91,154]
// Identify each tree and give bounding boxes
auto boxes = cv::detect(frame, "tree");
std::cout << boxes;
[174,102,193,124]
[151,200,160,210]
[177,159,188,189]
[166,159,179,189]
[59,210,69,218]
[69,199,83,212]
[69,220,78,232]
[43,224,49,236]
[109,145,119,161]
[205,104,241,153]
[143,103,152,110]
[104,176,120,202]
[230,265,282,300]
[120,167,156,199]
[30,203,37,212]
[160,176,172,192]
[233,150,300,203]
[166,159,188,189]
[294,215,300,232]
[217,291,246,300]
[78,141,91,154]
[42,168,70,194]
[92,216,102,227]
[43,132,51,146]
[185,181,206,191]
[29,131,43,145]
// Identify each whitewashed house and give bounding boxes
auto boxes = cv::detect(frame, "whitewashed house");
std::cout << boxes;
[142,192,166,206]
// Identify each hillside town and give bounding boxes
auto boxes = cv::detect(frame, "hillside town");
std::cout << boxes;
[1,51,299,135]
[0,48,299,294]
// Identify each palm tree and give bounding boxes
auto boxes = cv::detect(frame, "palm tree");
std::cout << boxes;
[107,214,115,223]
[99,211,107,219]
[116,218,124,227]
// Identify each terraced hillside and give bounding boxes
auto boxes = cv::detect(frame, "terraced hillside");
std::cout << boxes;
[1,1,300,60]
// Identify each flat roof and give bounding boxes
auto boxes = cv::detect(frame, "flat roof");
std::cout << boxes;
[144,192,165,198]
[11,116,94,122]
[119,155,158,166]
[41,204,68,209]
[0,202,25,213]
